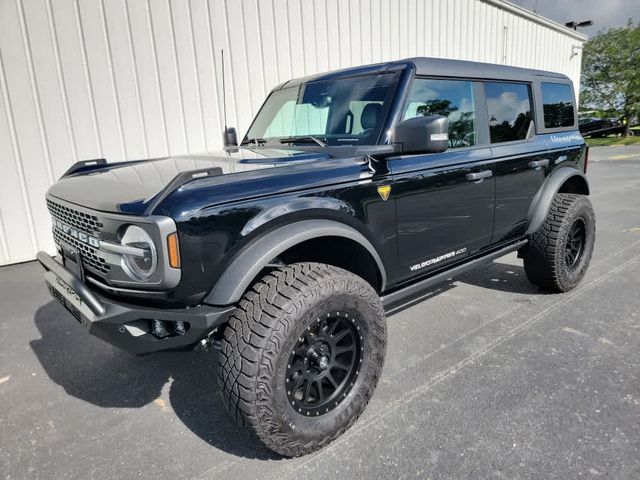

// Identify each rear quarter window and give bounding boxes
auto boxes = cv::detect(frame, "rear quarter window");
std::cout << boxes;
[541,82,575,129]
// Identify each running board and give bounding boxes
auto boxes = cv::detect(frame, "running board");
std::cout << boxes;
[381,240,528,316]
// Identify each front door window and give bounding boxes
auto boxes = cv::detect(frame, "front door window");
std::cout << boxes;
[402,79,476,149]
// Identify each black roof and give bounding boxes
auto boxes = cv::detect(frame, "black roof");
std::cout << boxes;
[277,56,570,89]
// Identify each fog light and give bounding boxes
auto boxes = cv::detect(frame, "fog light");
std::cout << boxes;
[175,321,186,336]
[150,320,188,338]
[152,319,170,339]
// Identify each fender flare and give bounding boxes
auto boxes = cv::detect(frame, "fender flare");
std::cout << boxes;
[204,219,387,306]
[526,167,590,235]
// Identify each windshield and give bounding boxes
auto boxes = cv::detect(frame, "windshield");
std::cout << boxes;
[243,73,399,147]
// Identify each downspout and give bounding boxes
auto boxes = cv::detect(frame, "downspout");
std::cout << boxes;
[502,25,508,64]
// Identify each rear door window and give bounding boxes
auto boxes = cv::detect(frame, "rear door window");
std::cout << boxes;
[402,79,476,148]
[485,82,533,143]
[541,82,575,128]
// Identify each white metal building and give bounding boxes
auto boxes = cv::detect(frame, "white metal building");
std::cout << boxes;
[0,0,586,265]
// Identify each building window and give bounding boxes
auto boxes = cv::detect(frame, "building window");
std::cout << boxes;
[485,82,533,143]
[402,79,476,148]
[541,82,575,128]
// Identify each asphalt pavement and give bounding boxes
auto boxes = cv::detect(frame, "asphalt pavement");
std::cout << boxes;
[1,146,639,479]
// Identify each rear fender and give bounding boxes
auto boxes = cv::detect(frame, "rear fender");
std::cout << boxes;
[526,167,590,235]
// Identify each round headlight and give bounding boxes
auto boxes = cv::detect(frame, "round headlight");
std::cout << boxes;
[120,225,157,281]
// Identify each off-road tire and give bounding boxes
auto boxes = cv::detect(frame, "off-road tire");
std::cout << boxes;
[522,193,595,292]
[217,262,386,457]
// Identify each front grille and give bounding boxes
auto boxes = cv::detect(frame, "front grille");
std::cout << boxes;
[47,199,110,275]
[46,199,103,234]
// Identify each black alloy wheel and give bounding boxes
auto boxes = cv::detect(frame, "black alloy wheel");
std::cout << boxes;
[286,311,362,417]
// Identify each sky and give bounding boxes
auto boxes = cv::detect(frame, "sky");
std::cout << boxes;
[508,0,640,37]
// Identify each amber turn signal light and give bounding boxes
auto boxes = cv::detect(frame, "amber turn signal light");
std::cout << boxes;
[167,232,181,269]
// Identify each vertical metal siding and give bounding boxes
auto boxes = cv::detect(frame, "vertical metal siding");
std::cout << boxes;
[0,0,586,265]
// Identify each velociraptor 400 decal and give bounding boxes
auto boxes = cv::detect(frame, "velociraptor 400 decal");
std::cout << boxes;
[409,248,467,272]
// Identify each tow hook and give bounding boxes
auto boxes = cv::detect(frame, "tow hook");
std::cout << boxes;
[196,337,212,352]
[195,328,221,352]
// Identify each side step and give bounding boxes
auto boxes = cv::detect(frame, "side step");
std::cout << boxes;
[381,240,528,316]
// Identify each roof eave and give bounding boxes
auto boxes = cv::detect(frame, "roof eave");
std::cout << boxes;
[483,0,588,42]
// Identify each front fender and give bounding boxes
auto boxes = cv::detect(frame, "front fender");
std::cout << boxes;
[526,167,589,235]
[239,196,355,237]
[204,219,387,306]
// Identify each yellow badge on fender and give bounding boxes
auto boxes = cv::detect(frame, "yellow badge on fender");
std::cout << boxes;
[377,185,391,201]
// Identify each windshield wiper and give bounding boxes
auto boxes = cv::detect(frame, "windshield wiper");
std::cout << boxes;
[279,135,327,147]
[241,137,267,146]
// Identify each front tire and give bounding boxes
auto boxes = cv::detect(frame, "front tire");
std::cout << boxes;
[522,193,595,292]
[217,262,386,457]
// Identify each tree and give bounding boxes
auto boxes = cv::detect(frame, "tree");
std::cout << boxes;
[416,100,475,147]
[580,21,640,136]
[416,99,458,117]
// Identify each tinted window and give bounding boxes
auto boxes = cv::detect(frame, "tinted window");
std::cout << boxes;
[485,82,533,143]
[264,100,329,138]
[245,73,398,146]
[541,82,575,128]
[348,100,384,135]
[403,79,476,148]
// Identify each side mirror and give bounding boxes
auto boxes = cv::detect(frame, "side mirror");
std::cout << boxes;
[392,115,449,154]
[223,127,238,147]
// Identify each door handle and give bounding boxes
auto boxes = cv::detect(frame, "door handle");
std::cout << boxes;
[528,159,550,169]
[466,170,493,182]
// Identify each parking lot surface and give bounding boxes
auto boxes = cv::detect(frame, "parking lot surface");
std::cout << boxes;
[1,146,639,479]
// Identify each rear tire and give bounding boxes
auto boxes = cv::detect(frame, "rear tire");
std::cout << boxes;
[522,193,595,292]
[217,262,386,457]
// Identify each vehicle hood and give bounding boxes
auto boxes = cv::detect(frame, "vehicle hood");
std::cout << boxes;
[47,148,332,215]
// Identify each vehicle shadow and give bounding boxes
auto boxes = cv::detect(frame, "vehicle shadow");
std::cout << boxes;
[29,260,538,461]
[456,261,544,295]
[30,301,280,461]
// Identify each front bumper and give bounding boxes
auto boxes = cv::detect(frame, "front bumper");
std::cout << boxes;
[37,252,234,354]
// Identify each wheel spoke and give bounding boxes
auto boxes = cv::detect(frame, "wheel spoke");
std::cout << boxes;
[315,380,324,401]
[293,372,305,391]
[303,379,313,404]
[332,328,351,342]
[332,359,351,371]
[326,372,340,390]
[327,319,340,336]
[334,345,354,355]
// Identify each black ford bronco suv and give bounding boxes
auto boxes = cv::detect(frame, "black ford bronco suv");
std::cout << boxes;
[38,57,595,457]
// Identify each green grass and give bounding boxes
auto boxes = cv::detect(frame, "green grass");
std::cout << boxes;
[586,135,640,147]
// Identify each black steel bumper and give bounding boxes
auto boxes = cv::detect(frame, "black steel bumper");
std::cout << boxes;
[37,252,234,354]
